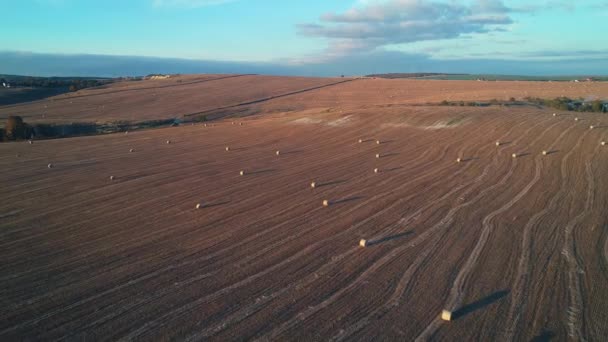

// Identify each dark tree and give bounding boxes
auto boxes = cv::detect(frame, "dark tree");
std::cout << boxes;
[5,116,27,140]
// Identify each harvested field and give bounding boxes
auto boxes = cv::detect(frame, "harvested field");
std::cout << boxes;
[1,76,608,341]
[0,75,347,124]
[2,75,608,125]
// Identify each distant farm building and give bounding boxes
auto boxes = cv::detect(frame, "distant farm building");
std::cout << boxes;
[146,74,171,80]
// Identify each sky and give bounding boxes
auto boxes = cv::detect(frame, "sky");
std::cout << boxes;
[1,0,608,77]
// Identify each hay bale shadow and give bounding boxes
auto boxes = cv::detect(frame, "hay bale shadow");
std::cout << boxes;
[331,196,363,205]
[282,150,304,155]
[380,152,400,158]
[203,200,231,209]
[545,150,559,155]
[248,169,277,175]
[384,166,404,172]
[452,290,509,320]
[317,179,348,188]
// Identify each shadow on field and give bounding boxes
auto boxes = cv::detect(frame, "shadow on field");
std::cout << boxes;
[515,152,531,158]
[452,290,509,320]
[249,169,277,175]
[384,166,404,172]
[380,152,400,158]
[318,179,348,188]
[282,150,304,155]
[530,329,556,342]
[460,157,480,162]
[204,200,231,209]
[545,150,560,155]
[331,196,363,205]
[368,231,413,246]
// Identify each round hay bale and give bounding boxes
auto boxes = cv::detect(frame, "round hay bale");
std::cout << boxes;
[47,163,53,169]
[125,131,129,135]
[204,124,207,127]
[110,175,115,180]
[225,146,230,151]
[166,140,172,144]
[456,158,462,163]
[574,117,579,121]
[196,203,202,209]
[310,181,316,188]
[374,168,379,173]
[376,153,380,159]
[376,140,381,145]
[323,199,330,207]
[239,122,243,126]
[512,153,518,158]
[358,138,363,143]
[359,239,367,247]
[495,141,500,146]
[590,125,594,129]
[552,113,556,117]
[601,141,606,146]
[28,140,33,145]
[542,150,547,155]
[129,148,135,153]
[231,121,235,125]
[239,170,245,176]
[276,150,280,156]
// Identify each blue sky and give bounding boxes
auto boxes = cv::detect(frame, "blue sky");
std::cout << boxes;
[1,0,608,76]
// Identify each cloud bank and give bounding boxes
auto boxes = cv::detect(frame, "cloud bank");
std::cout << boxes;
[2,50,607,78]
[299,0,515,57]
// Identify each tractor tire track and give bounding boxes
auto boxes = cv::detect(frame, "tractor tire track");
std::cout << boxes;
[256,116,554,340]
[501,125,584,340]
[415,121,577,341]
[562,159,595,341]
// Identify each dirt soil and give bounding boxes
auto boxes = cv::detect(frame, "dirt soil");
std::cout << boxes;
[1,76,608,341]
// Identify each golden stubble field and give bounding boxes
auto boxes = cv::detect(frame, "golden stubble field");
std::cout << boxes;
[1,75,608,341]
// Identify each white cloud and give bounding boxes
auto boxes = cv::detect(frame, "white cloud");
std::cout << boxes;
[299,0,515,57]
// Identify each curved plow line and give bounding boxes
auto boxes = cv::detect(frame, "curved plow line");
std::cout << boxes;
[0,116,513,337]
[502,125,583,340]
[115,138,478,340]
[2,122,402,284]
[329,119,562,341]
[563,159,595,341]
[1,124,422,329]
[4,137,445,336]
[331,144,518,341]
[416,121,570,341]
[126,117,507,340]
[186,117,529,340]
[191,144,492,341]
[262,118,552,341]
